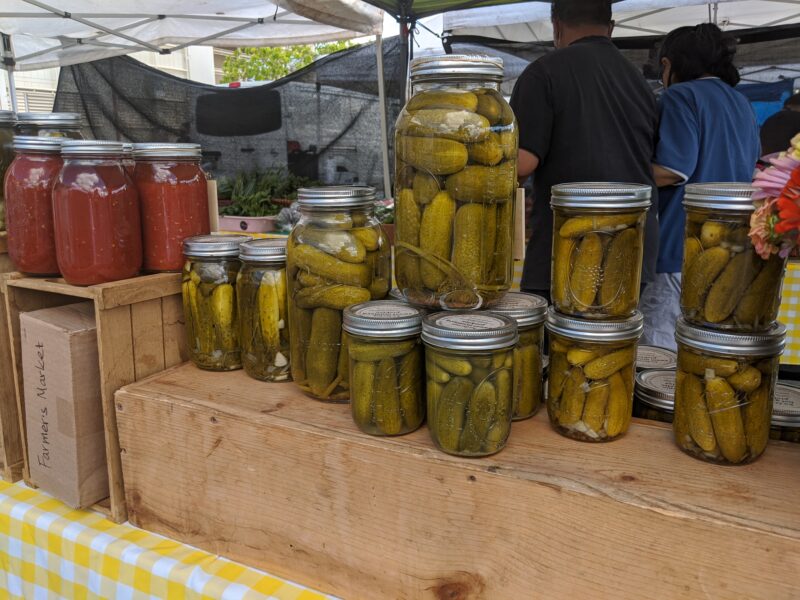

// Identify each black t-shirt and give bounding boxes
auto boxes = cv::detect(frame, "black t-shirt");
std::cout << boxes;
[760,109,800,156]
[510,36,659,291]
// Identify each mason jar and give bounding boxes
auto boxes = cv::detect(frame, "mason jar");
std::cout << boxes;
[674,317,786,465]
[287,186,391,402]
[122,143,135,179]
[550,183,651,318]
[15,112,84,138]
[182,234,249,371]
[343,301,424,436]
[394,55,518,310]
[633,369,675,423]
[486,292,547,420]
[681,183,786,331]
[4,136,62,275]
[770,382,800,443]
[546,308,643,442]
[636,345,677,371]
[237,239,290,382]
[422,311,518,457]
[0,111,15,232]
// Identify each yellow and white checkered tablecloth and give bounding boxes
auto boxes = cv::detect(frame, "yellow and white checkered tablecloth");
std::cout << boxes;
[779,261,800,365]
[0,481,334,600]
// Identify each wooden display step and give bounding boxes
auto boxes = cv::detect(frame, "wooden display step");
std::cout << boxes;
[4,273,187,522]
[116,364,800,599]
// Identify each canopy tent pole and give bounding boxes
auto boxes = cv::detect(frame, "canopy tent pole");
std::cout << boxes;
[6,68,17,112]
[375,33,392,198]
[1,33,17,112]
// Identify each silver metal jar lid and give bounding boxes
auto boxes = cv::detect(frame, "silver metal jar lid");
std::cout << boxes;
[636,345,677,371]
[634,369,676,412]
[239,239,286,263]
[183,234,250,258]
[683,183,755,212]
[546,307,644,343]
[12,135,62,153]
[675,317,786,357]
[410,55,503,81]
[485,292,547,328]
[61,140,124,157]
[422,311,518,351]
[16,112,82,126]
[133,142,202,159]
[297,186,376,209]
[343,301,423,338]
[0,111,15,124]
[771,382,800,427]
[122,143,133,155]
[550,182,652,209]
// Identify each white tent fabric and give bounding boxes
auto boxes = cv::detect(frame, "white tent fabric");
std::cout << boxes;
[444,0,800,42]
[0,0,384,71]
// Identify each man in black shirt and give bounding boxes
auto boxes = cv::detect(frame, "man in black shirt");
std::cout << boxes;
[760,94,800,156]
[510,0,658,299]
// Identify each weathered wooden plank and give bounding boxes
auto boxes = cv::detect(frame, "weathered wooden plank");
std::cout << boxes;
[161,293,188,368]
[95,273,181,309]
[117,364,800,600]
[0,281,23,481]
[131,298,166,381]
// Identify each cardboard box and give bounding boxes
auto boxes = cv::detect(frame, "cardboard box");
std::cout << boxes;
[22,302,108,508]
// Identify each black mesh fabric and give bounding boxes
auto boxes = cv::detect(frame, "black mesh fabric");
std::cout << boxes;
[54,37,407,196]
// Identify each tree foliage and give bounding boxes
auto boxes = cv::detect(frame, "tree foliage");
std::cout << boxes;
[220,41,356,83]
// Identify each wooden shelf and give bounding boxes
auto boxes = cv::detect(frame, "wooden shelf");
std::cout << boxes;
[116,363,800,599]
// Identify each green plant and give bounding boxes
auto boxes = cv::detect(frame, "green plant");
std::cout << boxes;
[219,168,316,217]
[221,41,356,83]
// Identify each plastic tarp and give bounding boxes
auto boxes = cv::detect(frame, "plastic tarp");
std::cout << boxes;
[361,0,532,21]
[444,0,800,41]
[0,0,384,71]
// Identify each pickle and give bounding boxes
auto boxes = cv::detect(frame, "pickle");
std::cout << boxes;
[605,372,630,438]
[412,172,441,205]
[559,367,586,426]
[397,189,421,245]
[435,377,474,453]
[583,347,635,380]
[567,348,597,366]
[700,221,726,248]
[498,130,516,160]
[682,246,730,314]
[369,278,390,300]
[704,251,760,323]
[398,349,423,429]
[258,271,282,355]
[490,199,513,283]
[460,380,497,453]
[419,191,457,290]
[743,379,770,457]
[558,214,639,238]
[481,204,498,282]
[291,244,370,288]
[399,109,491,143]
[352,227,381,251]
[468,133,503,166]
[445,162,515,203]
[678,352,738,378]
[211,284,236,350]
[298,228,366,264]
[513,343,540,418]
[337,331,350,389]
[374,358,403,435]
[598,228,640,315]
[475,94,502,125]
[276,269,288,345]
[406,90,478,112]
[683,237,703,270]
[548,350,569,401]
[289,305,313,383]
[426,358,452,384]
[306,308,342,397]
[427,379,444,424]
[452,203,484,284]
[552,235,576,310]
[297,271,329,288]
[350,339,416,362]
[734,257,784,326]
[569,233,603,310]
[431,353,472,376]
[582,381,609,433]
[397,136,469,175]
[705,376,747,463]
[352,361,377,428]
[495,368,512,423]
[295,284,371,310]
[673,371,691,445]
[682,372,717,453]
[727,366,761,393]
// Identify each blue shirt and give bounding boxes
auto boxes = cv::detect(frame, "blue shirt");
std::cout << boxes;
[654,78,760,273]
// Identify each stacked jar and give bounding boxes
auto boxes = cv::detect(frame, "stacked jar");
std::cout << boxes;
[675,183,787,464]
[393,55,518,310]
[15,112,84,139]
[546,183,652,442]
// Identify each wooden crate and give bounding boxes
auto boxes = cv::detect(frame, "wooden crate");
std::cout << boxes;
[116,364,800,600]
[0,271,23,482]
[4,273,187,522]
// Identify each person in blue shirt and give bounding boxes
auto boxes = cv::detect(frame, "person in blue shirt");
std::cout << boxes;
[640,23,760,349]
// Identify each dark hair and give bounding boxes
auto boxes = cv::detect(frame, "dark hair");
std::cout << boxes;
[658,23,740,87]
[785,93,800,109]
[551,0,612,26]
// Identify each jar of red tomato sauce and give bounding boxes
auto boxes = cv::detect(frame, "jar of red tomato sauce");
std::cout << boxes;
[52,140,143,285]
[3,136,63,275]
[132,143,210,272]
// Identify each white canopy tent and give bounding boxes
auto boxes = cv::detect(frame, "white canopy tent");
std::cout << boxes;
[0,0,394,195]
[443,0,800,42]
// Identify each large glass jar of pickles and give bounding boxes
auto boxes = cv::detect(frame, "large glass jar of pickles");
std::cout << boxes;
[674,318,785,465]
[486,292,547,420]
[237,239,290,382]
[182,234,249,371]
[0,111,15,232]
[550,183,651,318]
[422,311,518,456]
[343,301,424,435]
[633,369,675,423]
[15,112,84,138]
[681,183,785,331]
[546,308,643,442]
[394,55,517,310]
[287,186,391,402]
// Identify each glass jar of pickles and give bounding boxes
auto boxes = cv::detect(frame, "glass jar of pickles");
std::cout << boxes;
[674,317,786,464]
[237,239,290,382]
[15,112,84,138]
[681,183,786,331]
[287,186,391,402]
[0,111,15,232]
[770,382,800,443]
[633,369,675,423]
[182,234,249,371]
[343,301,424,436]
[546,308,643,442]
[486,292,547,420]
[422,311,518,456]
[550,183,651,318]
[394,55,518,310]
